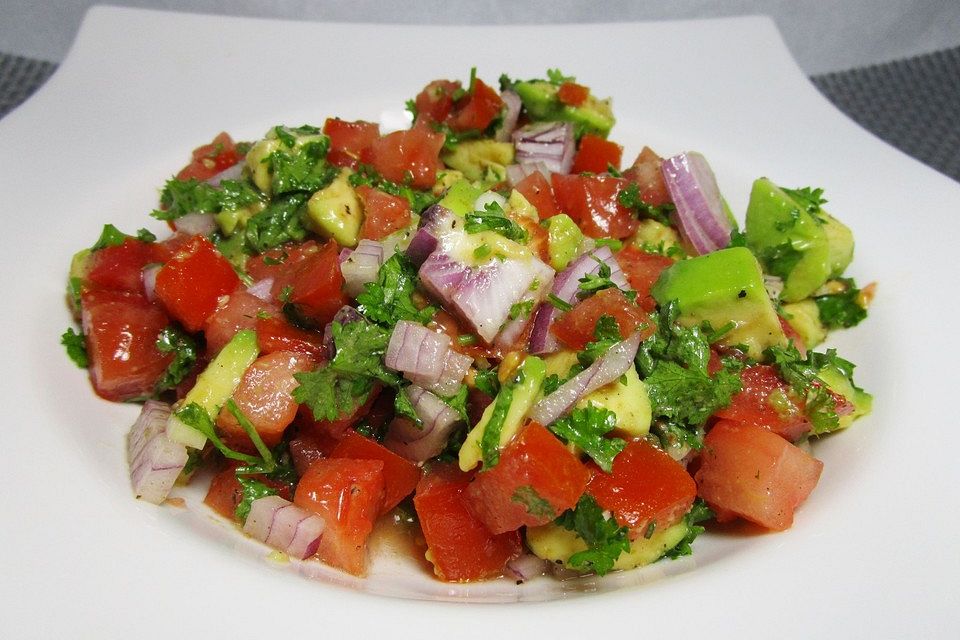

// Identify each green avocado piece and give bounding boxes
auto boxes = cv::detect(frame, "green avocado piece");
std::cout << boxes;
[544,213,584,270]
[816,364,873,431]
[305,169,362,248]
[513,80,615,138]
[167,329,259,449]
[441,140,514,183]
[438,179,484,216]
[651,247,787,359]
[745,178,854,302]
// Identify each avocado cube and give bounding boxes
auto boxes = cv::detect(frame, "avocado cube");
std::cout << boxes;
[651,247,787,359]
[513,80,615,138]
[544,213,583,271]
[438,179,484,216]
[441,140,514,183]
[306,169,362,248]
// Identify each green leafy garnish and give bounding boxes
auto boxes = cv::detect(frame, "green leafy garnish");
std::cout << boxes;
[465,201,528,243]
[618,183,676,226]
[557,494,630,576]
[664,499,713,559]
[766,344,860,434]
[356,253,436,327]
[480,380,515,468]
[152,178,261,221]
[394,387,422,427]
[154,326,197,392]
[577,314,623,367]
[174,403,260,465]
[243,193,309,254]
[473,369,500,397]
[511,485,555,519]
[782,186,828,219]
[509,299,535,320]
[61,328,88,368]
[546,68,576,85]
[577,256,636,301]
[814,278,868,329]
[265,129,338,195]
[547,294,573,312]
[234,444,299,523]
[90,224,156,251]
[549,403,626,472]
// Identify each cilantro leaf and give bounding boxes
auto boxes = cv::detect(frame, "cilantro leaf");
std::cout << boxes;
[546,68,576,85]
[174,403,261,465]
[473,369,500,397]
[557,494,630,576]
[814,278,868,329]
[234,443,299,523]
[549,403,626,472]
[766,344,858,434]
[577,314,623,367]
[356,253,436,327]
[480,381,515,468]
[664,499,713,559]
[234,476,277,524]
[464,201,528,243]
[265,130,338,195]
[782,186,828,218]
[511,485,556,519]
[509,299,535,320]
[155,325,198,392]
[618,183,675,225]
[90,224,132,251]
[152,178,260,222]
[644,361,742,428]
[61,327,88,368]
[394,387,422,427]
[243,193,309,254]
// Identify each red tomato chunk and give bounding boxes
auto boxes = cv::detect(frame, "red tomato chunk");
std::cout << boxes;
[323,118,379,169]
[713,365,811,442]
[414,464,522,582]
[175,132,242,182]
[571,134,623,174]
[552,174,638,239]
[551,287,654,351]
[154,236,239,332]
[616,246,675,312]
[364,123,445,190]
[696,420,823,531]
[465,422,590,534]
[356,185,412,241]
[329,431,422,514]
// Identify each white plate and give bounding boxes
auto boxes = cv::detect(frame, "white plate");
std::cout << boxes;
[1,6,958,638]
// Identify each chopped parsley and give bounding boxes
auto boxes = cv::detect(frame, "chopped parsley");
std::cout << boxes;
[473,369,500,397]
[577,315,623,367]
[664,499,714,559]
[154,325,198,392]
[577,256,636,301]
[766,344,860,434]
[243,193,309,254]
[509,299,535,320]
[174,403,261,466]
[782,186,828,219]
[511,485,555,519]
[464,201,528,243]
[90,223,158,251]
[152,178,260,221]
[234,442,299,523]
[394,387,422,427]
[557,494,630,576]
[546,68,576,85]
[356,253,436,327]
[265,128,338,195]
[618,183,676,226]
[547,294,573,312]
[480,379,515,468]
[61,328,88,368]
[549,403,626,472]
[814,278,868,329]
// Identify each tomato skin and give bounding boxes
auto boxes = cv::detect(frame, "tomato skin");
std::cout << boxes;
[557,82,589,106]
[514,171,560,219]
[204,290,278,356]
[215,351,315,453]
[695,420,823,531]
[80,289,172,401]
[364,123,445,190]
[616,245,675,312]
[620,146,671,207]
[447,79,504,132]
[153,236,240,332]
[203,460,294,522]
[551,288,655,350]
[551,174,638,239]
[286,240,349,326]
[329,431,423,514]
[511,212,550,263]
[356,185,412,241]
[713,365,811,442]
[570,135,623,174]
[464,423,590,534]
[294,458,386,575]
[414,79,461,123]
[255,315,326,360]
[322,118,379,169]
[414,464,522,582]
[289,431,340,476]
[85,238,165,294]
[175,132,241,182]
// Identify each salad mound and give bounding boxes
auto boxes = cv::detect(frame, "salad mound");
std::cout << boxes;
[63,69,873,583]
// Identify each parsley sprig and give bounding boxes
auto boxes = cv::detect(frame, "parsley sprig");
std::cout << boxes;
[557,494,630,576]
[464,201,528,243]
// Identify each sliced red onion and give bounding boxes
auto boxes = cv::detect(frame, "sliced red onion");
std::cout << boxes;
[385,320,452,383]
[340,239,385,298]
[407,349,472,397]
[660,152,731,255]
[528,245,627,354]
[405,228,439,267]
[505,161,553,189]
[494,90,522,142]
[242,495,326,560]
[529,330,643,426]
[384,386,463,462]
[513,122,575,174]
[246,277,275,302]
[205,162,244,186]
[142,264,161,302]
[494,258,556,350]
[449,257,544,344]
[505,553,548,583]
[127,400,188,505]
[419,252,471,302]
[173,212,218,236]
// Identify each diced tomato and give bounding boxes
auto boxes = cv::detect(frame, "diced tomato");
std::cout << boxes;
[356,185,412,241]
[413,79,461,123]
[587,439,697,536]
[447,79,504,132]
[289,431,340,475]
[294,458,386,575]
[204,290,278,355]
[294,385,382,440]
[245,241,317,302]
[329,431,422,514]
[153,236,240,332]
[255,315,326,360]
[616,245,675,312]
[215,351,315,453]
[414,464,522,582]
[203,460,294,522]
[696,420,823,531]
[713,365,811,442]
[551,288,654,350]
[620,146,671,207]
[551,174,638,239]
[571,135,623,174]
[364,123,445,190]
[85,238,166,294]
[323,118,380,169]
[464,423,589,534]
[80,289,172,401]
[286,240,349,326]
[514,171,560,219]
[175,132,242,182]
[557,82,589,107]
[510,213,550,263]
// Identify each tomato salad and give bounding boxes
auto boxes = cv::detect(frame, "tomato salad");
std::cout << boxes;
[62,69,873,582]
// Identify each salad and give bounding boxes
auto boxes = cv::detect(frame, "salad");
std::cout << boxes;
[62,68,873,583]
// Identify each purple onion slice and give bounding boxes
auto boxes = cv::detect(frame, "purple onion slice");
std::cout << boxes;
[127,400,188,505]
[513,122,576,174]
[385,320,452,384]
[384,386,464,462]
[243,495,326,560]
[660,152,731,255]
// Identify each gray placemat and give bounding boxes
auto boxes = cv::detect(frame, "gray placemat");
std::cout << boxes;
[1,47,958,183]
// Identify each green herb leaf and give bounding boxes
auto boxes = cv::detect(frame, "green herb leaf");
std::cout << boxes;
[61,327,88,368]
[618,183,676,226]
[152,178,260,221]
[546,68,576,85]
[90,224,131,251]
[174,403,260,465]
[782,186,828,218]
[155,326,198,392]
[509,299,535,320]
[664,499,713,559]
[243,193,309,254]
[480,381,515,468]
[549,403,626,472]
[465,202,528,243]
[511,485,555,519]
[265,130,338,195]
[557,494,630,576]
[473,369,500,397]
[356,253,436,327]
[814,278,868,329]
[766,344,859,434]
